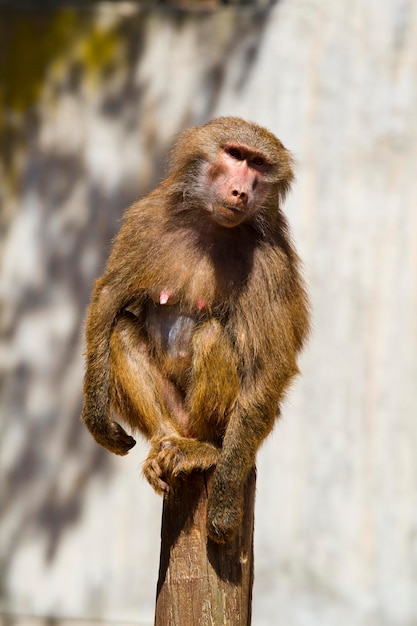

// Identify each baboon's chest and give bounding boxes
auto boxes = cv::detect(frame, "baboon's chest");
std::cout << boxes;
[145,303,198,361]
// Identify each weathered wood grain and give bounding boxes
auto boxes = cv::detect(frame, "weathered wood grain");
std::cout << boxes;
[155,469,255,626]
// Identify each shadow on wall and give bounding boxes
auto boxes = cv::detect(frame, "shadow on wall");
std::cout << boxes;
[0,0,274,598]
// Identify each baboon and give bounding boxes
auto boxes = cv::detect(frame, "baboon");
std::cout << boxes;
[81,117,310,543]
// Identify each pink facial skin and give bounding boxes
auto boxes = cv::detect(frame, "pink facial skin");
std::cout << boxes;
[206,144,270,228]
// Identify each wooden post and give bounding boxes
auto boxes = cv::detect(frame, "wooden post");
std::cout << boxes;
[154,467,256,626]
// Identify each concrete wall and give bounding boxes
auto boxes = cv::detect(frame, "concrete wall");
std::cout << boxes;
[1,1,417,624]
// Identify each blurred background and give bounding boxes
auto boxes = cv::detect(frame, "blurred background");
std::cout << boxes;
[1,1,416,625]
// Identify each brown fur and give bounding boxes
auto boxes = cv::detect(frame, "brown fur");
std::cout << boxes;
[81,117,310,543]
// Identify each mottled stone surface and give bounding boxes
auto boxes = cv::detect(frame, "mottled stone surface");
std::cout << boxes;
[1,1,417,624]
